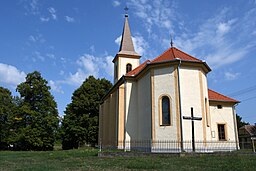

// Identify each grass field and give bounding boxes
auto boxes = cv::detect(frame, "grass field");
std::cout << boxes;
[0,148,256,171]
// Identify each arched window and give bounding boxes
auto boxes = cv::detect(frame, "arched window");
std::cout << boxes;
[126,63,132,73]
[161,96,171,126]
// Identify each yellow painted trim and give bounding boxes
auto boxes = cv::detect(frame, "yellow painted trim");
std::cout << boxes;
[174,67,181,142]
[199,71,207,143]
[150,69,155,141]
[118,85,125,147]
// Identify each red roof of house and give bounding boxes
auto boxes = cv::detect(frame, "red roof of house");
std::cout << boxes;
[208,89,239,103]
[152,47,202,63]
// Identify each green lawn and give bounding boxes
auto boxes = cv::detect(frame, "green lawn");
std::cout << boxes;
[0,148,256,171]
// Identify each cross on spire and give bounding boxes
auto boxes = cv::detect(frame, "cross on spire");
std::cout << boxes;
[170,34,174,47]
[124,6,129,17]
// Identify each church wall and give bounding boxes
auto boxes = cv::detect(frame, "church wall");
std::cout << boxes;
[179,67,206,142]
[125,81,138,141]
[108,92,117,145]
[209,103,236,141]
[153,66,178,141]
[137,71,152,140]
[102,99,108,145]
[99,91,118,146]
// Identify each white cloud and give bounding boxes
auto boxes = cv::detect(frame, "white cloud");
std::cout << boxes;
[32,51,45,62]
[112,0,121,7]
[115,34,148,56]
[114,36,121,46]
[65,54,113,86]
[23,0,39,15]
[48,7,57,20]
[0,63,26,86]
[65,16,75,23]
[174,8,256,68]
[28,34,45,43]
[59,70,64,76]
[46,53,55,59]
[49,80,64,94]
[128,0,175,34]
[225,72,240,80]
[40,17,50,22]
[89,45,95,53]
[67,69,87,86]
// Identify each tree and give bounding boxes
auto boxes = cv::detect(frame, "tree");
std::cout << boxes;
[61,76,112,150]
[0,87,15,150]
[14,71,59,150]
[236,114,249,129]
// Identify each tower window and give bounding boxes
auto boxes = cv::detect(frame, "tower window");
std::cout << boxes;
[126,63,132,73]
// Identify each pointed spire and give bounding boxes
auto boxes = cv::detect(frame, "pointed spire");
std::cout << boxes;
[118,7,140,56]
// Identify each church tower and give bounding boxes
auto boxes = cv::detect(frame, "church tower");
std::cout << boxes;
[113,13,141,83]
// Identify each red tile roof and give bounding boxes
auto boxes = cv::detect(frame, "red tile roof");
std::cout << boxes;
[125,47,203,77]
[126,60,150,76]
[208,89,239,103]
[151,47,202,63]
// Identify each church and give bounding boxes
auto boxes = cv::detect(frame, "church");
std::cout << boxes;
[99,13,240,152]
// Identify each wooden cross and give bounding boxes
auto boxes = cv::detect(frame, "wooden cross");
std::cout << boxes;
[183,107,202,152]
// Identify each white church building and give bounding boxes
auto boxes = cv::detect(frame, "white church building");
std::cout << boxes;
[99,14,239,152]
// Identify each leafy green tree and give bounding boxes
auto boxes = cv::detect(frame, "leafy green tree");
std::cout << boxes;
[0,87,15,150]
[236,114,249,129]
[61,76,112,149]
[14,71,59,150]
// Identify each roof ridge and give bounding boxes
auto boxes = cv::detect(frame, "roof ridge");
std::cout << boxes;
[151,47,172,62]
[173,47,202,62]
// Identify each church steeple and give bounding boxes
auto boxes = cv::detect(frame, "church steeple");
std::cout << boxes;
[113,10,141,83]
[118,11,139,56]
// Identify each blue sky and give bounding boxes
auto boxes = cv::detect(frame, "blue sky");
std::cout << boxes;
[0,0,256,124]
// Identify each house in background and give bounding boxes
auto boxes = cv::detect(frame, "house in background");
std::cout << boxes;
[239,125,256,149]
[99,13,240,152]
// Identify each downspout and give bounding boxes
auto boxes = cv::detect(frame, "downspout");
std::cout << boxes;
[176,58,184,152]
[232,104,239,150]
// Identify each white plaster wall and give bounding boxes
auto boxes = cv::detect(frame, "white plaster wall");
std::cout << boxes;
[179,67,205,141]
[154,66,177,141]
[124,81,138,141]
[209,104,236,141]
[137,72,152,140]
[118,57,139,79]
